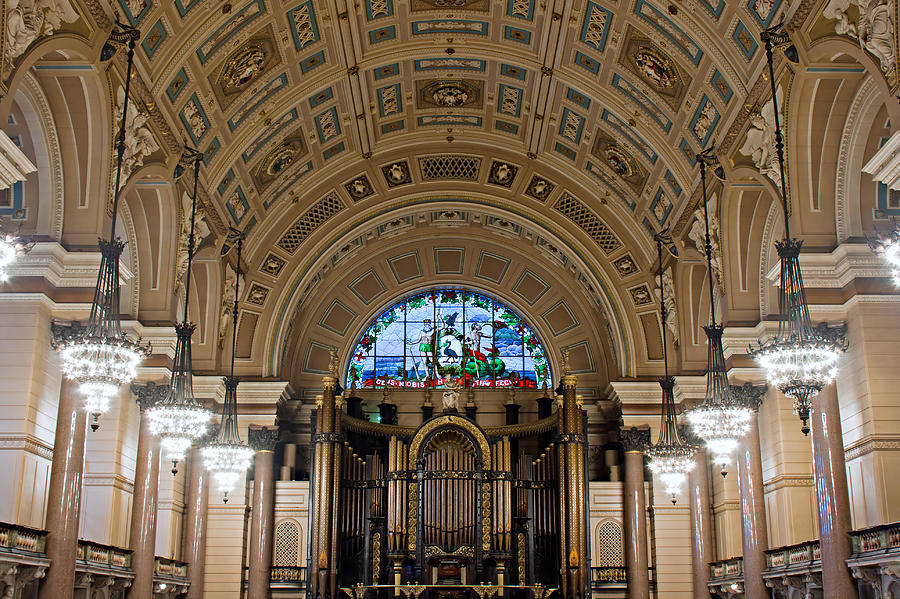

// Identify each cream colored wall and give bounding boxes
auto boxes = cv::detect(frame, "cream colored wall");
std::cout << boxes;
[0,296,66,528]
[649,475,693,598]
[710,464,741,560]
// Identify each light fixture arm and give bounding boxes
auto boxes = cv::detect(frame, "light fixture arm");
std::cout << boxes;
[698,152,718,326]
[762,24,792,240]
[108,25,140,241]
[657,236,669,378]
[229,230,244,379]
[181,153,202,324]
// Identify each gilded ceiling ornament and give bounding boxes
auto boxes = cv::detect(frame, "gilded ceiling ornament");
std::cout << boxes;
[263,144,297,177]
[381,161,411,187]
[344,175,373,200]
[224,44,267,88]
[432,84,470,107]
[604,147,633,178]
[525,175,554,201]
[633,47,675,88]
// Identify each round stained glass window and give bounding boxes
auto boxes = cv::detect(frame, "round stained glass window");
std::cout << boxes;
[346,289,553,389]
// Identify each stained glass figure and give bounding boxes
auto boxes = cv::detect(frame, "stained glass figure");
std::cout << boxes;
[347,289,552,389]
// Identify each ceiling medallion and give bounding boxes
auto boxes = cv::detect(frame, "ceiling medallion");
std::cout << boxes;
[381,161,412,187]
[488,161,517,187]
[432,83,471,107]
[262,144,297,177]
[604,147,634,178]
[225,44,267,88]
[633,46,675,89]
[525,175,554,201]
[344,175,374,201]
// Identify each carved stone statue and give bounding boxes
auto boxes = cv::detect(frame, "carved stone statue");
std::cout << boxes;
[114,86,160,189]
[687,192,724,294]
[654,267,679,345]
[823,0,895,74]
[441,378,461,412]
[5,0,79,63]
[740,85,783,192]
[175,192,210,293]
[218,262,244,347]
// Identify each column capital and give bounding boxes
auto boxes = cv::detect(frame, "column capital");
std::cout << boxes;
[620,426,650,453]
[248,426,279,452]
[131,381,170,412]
[730,382,767,411]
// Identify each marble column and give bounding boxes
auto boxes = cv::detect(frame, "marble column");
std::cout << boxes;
[127,383,167,599]
[39,378,87,599]
[621,427,650,599]
[688,449,714,599]
[736,401,767,599]
[810,383,856,598]
[181,446,210,599]
[247,427,278,599]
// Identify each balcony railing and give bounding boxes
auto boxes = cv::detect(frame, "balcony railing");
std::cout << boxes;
[850,521,900,554]
[76,540,133,570]
[764,540,820,570]
[271,565,307,582]
[590,566,626,585]
[0,522,47,555]
[709,557,743,581]
[154,556,189,578]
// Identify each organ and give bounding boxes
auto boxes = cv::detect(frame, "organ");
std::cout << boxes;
[307,351,588,599]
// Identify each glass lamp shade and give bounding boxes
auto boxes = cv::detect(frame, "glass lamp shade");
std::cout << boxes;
[751,239,845,434]
[0,233,16,281]
[685,404,752,473]
[686,325,753,476]
[146,322,211,469]
[868,222,900,285]
[646,444,695,503]
[647,377,696,504]
[202,442,255,500]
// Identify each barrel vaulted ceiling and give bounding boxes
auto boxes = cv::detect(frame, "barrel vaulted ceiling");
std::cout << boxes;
[13,0,887,385]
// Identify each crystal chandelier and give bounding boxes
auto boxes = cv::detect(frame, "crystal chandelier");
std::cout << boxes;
[0,220,33,282]
[146,149,211,472]
[749,24,845,435]
[202,228,255,502]
[867,219,900,285]
[685,149,753,477]
[51,24,150,430]
[646,233,696,504]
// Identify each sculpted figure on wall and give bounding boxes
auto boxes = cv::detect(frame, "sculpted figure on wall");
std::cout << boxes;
[218,262,244,346]
[175,192,211,293]
[739,85,783,192]
[5,0,79,64]
[654,267,679,345]
[823,0,895,74]
[688,192,724,294]
[114,86,160,189]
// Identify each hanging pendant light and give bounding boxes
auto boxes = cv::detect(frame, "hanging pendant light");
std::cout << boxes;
[685,149,753,477]
[202,228,255,503]
[748,24,845,435]
[0,220,34,282]
[146,148,212,473]
[867,219,900,285]
[646,233,696,504]
[51,23,150,429]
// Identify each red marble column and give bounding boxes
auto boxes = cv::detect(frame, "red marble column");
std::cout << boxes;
[621,427,650,599]
[737,412,768,599]
[810,383,856,598]
[181,446,210,599]
[247,427,278,599]
[127,384,164,599]
[39,378,87,599]
[688,449,714,599]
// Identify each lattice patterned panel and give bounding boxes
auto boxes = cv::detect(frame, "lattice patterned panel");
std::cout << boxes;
[277,192,345,254]
[597,520,624,568]
[553,193,621,254]
[274,520,300,566]
[418,155,481,180]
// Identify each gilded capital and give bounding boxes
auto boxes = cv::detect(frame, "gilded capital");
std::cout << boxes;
[562,374,577,389]
[620,426,650,453]
[730,382,767,411]
[248,426,279,452]
[131,381,169,412]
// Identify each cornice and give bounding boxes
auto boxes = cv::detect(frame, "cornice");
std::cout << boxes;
[763,243,893,289]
